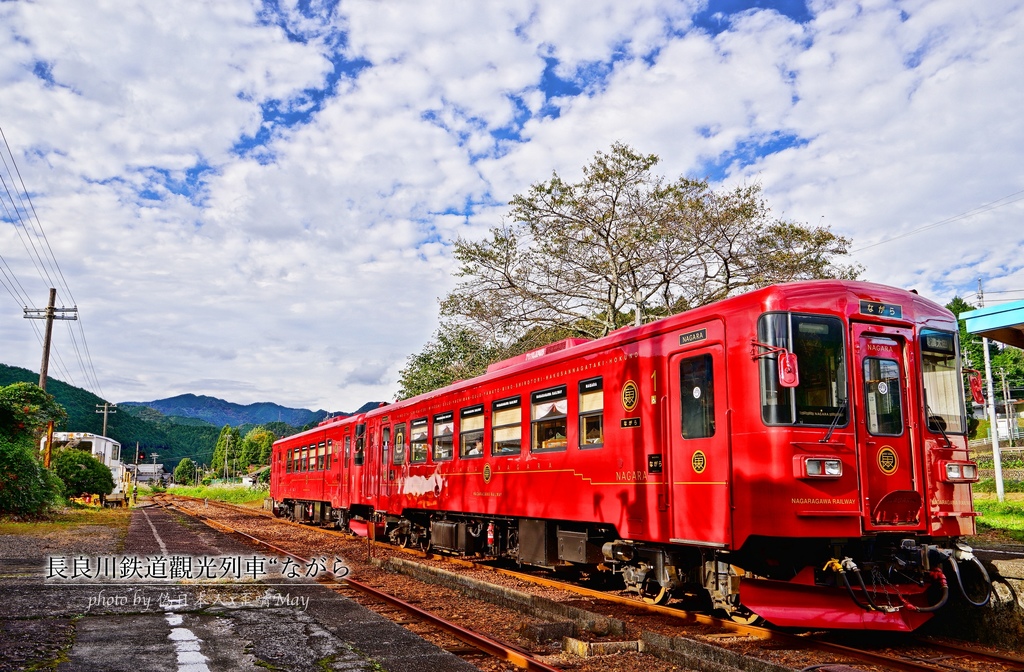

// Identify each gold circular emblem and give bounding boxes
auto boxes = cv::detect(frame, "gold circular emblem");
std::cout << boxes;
[483,463,492,483]
[692,450,707,474]
[621,381,639,411]
[877,447,898,475]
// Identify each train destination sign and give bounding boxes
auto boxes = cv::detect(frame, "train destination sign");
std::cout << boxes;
[859,300,903,319]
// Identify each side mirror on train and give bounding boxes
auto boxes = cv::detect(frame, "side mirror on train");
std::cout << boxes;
[751,340,800,388]
[965,369,985,405]
[778,351,799,388]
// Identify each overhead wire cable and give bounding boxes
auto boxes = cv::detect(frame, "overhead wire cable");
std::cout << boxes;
[853,188,1024,253]
[0,124,99,396]
[1,125,76,306]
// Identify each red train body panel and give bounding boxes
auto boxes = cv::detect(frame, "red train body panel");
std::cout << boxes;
[270,280,989,630]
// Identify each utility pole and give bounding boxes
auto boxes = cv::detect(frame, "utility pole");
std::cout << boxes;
[224,435,232,481]
[1000,369,1015,447]
[22,288,78,391]
[979,279,1005,502]
[95,403,117,437]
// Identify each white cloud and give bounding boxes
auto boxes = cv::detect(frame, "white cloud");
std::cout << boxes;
[2,0,1023,413]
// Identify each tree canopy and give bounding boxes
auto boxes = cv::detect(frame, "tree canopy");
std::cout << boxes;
[0,382,65,514]
[399,143,860,398]
[52,449,114,498]
[441,143,859,345]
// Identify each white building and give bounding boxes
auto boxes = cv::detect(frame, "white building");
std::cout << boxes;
[130,463,167,484]
[44,432,130,497]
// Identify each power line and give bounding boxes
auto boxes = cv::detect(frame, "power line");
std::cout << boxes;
[853,188,1024,252]
[0,124,105,398]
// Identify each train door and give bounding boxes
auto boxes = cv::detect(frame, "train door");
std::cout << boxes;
[851,323,924,531]
[363,426,375,505]
[340,432,351,508]
[378,424,392,511]
[667,344,731,546]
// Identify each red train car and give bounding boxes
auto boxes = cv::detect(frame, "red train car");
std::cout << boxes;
[270,279,991,630]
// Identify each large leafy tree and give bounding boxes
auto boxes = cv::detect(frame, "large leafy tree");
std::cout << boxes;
[441,143,859,345]
[0,382,66,514]
[173,457,197,485]
[397,324,504,399]
[414,143,859,396]
[210,425,243,478]
[239,427,275,468]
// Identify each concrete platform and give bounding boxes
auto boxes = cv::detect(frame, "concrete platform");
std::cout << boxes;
[0,504,478,672]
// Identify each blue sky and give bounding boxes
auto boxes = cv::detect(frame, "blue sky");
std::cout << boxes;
[2,0,1023,411]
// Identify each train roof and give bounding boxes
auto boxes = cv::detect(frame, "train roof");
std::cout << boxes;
[362,279,952,421]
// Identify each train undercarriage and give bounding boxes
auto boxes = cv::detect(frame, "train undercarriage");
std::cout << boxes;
[273,499,992,630]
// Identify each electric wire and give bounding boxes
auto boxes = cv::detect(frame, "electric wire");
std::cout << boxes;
[0,124,103,398]
[853,188,1024,253]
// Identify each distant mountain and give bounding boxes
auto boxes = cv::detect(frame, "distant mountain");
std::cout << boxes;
[1,362,384,469]
[119,394,332,428]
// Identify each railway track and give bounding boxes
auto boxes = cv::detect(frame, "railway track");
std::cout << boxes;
[153,494,563,671]
[157,494,1024,672]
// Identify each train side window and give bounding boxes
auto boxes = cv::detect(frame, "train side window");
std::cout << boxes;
[286,448,293,473]
[492,397,522,455]
[344,436,351,464]
[680,355,715,438]
[317,441,327,470]
[299,447,307,472]
[532,386,568,452]
[327,439,334,464]
[393,424,406,465]
[354,424,366,466]
[758,313,848,426]
[433,412,454,461]
[410,418,429,463]
[864,357,904,436]
[459,405,485,457]
[578,378,604,448]
[381,426,391,466]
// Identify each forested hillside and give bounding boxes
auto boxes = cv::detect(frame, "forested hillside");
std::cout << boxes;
[0,364,303,469]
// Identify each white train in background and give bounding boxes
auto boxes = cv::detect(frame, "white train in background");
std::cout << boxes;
[43,432,132,506]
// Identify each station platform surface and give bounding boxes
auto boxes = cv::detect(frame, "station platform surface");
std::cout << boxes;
[0,504,478,672]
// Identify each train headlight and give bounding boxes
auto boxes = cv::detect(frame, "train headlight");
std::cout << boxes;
[801,457,842,478]
[939,460,979,483]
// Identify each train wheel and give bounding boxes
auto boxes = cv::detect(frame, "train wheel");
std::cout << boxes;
[726,606,763,625]
[641,580,671,605]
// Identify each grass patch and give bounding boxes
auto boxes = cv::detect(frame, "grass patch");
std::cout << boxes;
[0,505,132,535]
[974,494,1024,543]
[162,484,267,506]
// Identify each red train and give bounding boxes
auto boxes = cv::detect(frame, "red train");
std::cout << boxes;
[270,279,991,631]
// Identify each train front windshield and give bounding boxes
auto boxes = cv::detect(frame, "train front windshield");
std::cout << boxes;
[759,313,848,426]
[920,330,966,434]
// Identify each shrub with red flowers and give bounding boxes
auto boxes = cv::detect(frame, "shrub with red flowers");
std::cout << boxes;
[0,382,67,514]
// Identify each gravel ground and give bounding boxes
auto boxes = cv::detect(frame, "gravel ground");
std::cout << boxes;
[173,497,1024,671]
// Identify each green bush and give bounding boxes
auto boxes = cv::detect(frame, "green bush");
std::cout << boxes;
[0,436,64,514]
[52,449,114,498]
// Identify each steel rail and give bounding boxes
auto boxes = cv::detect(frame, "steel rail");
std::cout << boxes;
[160,495,1015,672]
[154,494,562,672]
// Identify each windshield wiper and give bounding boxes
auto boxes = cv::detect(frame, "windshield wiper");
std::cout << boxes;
[820,397,848,443]
[924,394,953,449]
